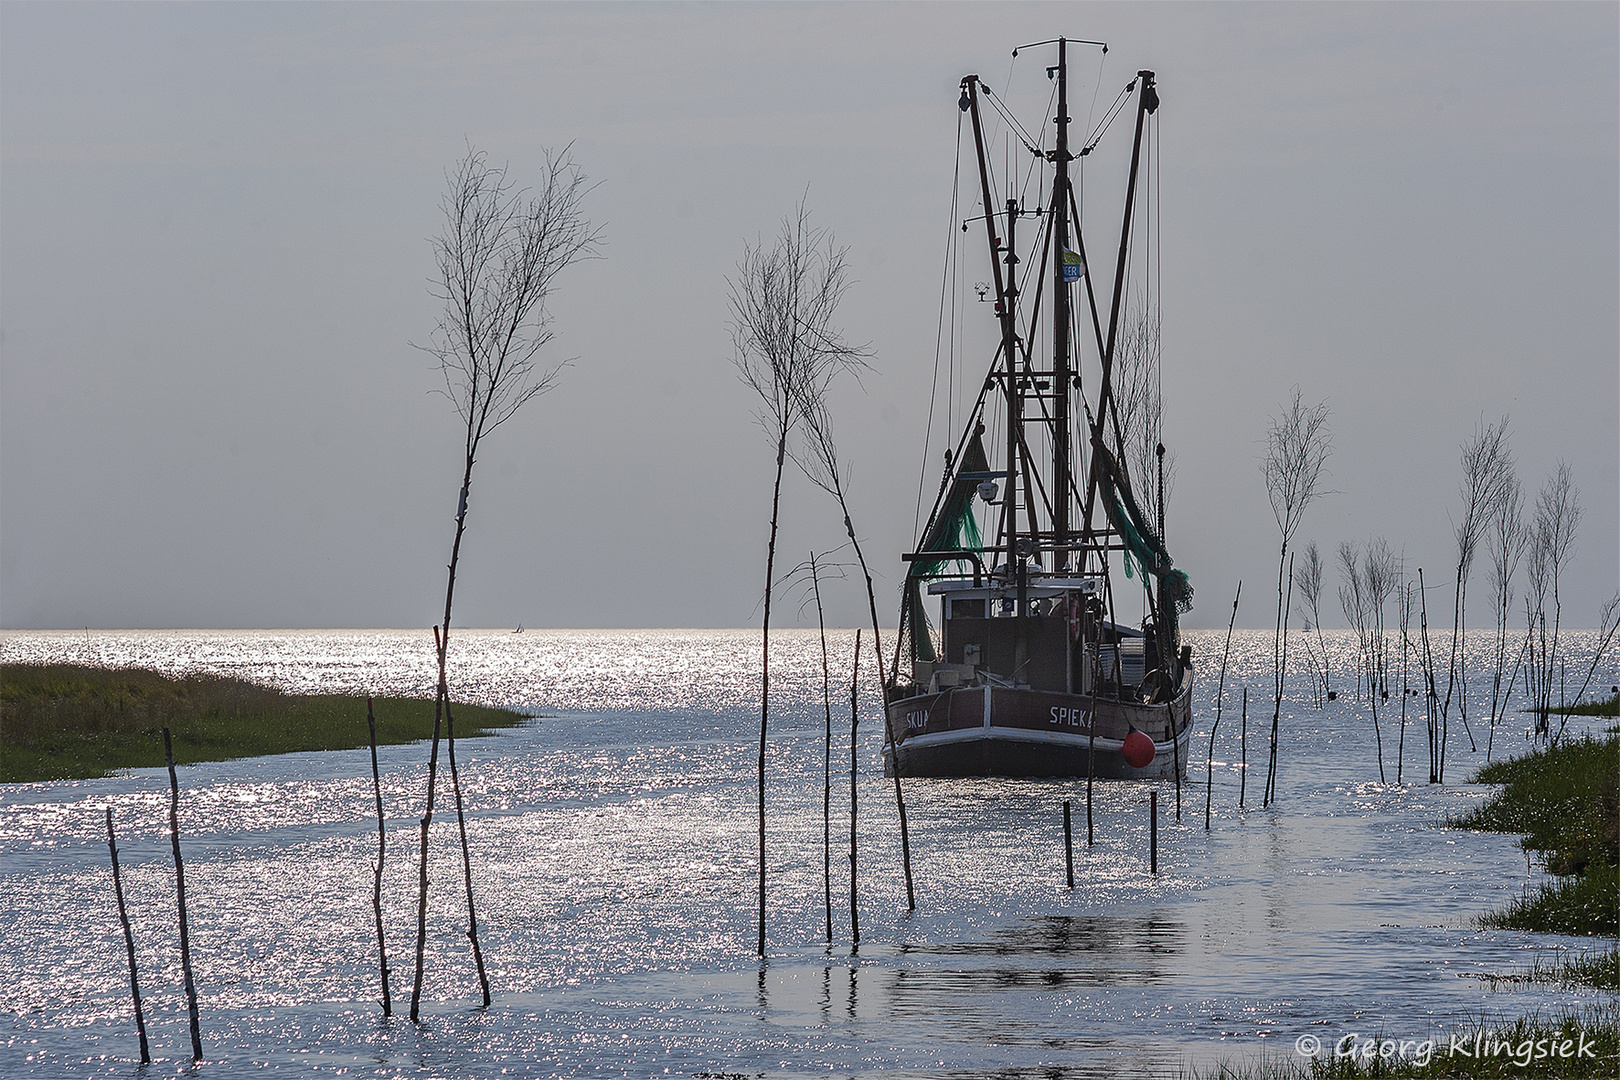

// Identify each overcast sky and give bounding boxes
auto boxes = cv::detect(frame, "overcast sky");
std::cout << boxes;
[2,2,1615,632]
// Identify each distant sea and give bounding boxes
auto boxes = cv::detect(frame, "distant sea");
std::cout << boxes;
[1,628,1614,1078]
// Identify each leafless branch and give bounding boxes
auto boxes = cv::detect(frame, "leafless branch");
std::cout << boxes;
[424,145,601,456]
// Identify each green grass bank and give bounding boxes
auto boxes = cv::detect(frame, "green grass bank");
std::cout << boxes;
[1548,691,1620,719]
[0,663,528,783]
[1450,731,1619,937]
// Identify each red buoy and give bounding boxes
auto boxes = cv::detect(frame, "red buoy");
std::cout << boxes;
[1122,728,1156,769]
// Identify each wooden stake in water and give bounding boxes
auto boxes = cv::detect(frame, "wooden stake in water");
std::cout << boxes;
[1208,583,1240,829]
[1086,647,1100,847]
[1239,687,1248,810]
[1149,791,1158,875]
[1203,714,1220,833]
[848,629,861,948]
[105,808,150,1064]
[1063,801,1074,887]
[444,692,491,1008]
[366,697,392,1016]
[162,727,203,1062]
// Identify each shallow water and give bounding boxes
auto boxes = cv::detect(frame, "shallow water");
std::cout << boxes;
[1,627,1614,1077]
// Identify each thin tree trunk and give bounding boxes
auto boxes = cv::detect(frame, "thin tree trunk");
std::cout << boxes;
[162,728,203,1062]
[408,692,443,1021]
[1368,648,1385,783]
[811,552,833,945]
[758,434,788,955]
[849,629,861,949]
[835,477,914,912]
[1315,620,1332,700]
[367,698,392,1016]
[1265,552,1294,806]
[413,457,475,1020]
[105,808,150,1065]
[1397,606,1409,784]
[1266,544,1286,805]
[445,692,491,1007]
[1418,568,1440,783]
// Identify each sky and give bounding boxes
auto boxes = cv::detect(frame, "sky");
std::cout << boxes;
[2,2,1615,632]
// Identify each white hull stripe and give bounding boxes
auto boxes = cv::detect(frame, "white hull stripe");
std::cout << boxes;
[895,726,1187,753]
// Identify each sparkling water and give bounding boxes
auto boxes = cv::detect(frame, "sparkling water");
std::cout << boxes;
[1,628,1613,1077]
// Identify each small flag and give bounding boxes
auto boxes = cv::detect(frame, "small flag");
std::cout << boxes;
[1061,248,1086,282]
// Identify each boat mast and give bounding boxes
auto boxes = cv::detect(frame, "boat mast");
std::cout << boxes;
[1051,38,1072,568]
[960,75,1022,580]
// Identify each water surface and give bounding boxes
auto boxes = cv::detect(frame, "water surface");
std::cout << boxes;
[1,628,1613,1077]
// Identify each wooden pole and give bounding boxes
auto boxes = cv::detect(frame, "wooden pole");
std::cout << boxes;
[1171,712,1182,821]
[1149,791,1158,875]
[1239,687,1248,809]
[1208,583,1241,830]
[105,808,150,1064]
[1063,801,1074,887]
[1203,715,1220,832]
[367,698,392,1016]
[848,629,861,948]
[161,728,203,1062]
[1086,635,1100,846]
[444,693,491,1007]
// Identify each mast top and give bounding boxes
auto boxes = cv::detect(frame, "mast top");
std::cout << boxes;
[1011,37,1107,57]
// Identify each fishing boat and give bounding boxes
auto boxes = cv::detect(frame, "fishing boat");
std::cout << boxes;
[884,39,1194,780]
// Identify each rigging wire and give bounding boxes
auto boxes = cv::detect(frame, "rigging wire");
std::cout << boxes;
[1083,81,1133,155]
[979,84,1042,162]
[916,110,968,538]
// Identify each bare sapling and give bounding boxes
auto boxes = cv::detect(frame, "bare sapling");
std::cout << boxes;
[1529,463,1581,743]
[1417,569,1442,782]
[1485,472,1528,758]
[105,808,150,1064]
[411,144,597,1016]
[1396,578,1414,784]
[794,395,916,912]
[1265,551,1296,807]
[1364,540,1397,780]
[730,203,869,950]
[1529,459,1581,748]
[1293,542,1330,706]
[1441,417,1515,755]
[1260,389,1331,807]
[1338,541,1370,703]
[1337,542,1382,780]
